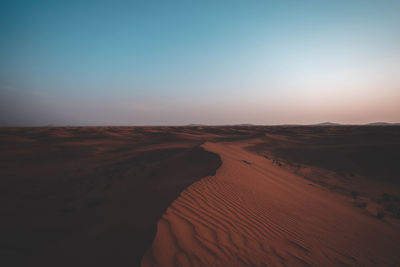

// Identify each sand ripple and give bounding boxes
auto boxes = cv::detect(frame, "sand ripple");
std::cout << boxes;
[142,142,400,267]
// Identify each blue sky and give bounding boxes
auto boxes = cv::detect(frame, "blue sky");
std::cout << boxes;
[1,0,400,125]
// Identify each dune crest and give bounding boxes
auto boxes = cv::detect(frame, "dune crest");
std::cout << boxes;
[142,141,400,266]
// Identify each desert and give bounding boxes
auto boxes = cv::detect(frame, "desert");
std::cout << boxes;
[2,1,400,266]
[1,126,400,266]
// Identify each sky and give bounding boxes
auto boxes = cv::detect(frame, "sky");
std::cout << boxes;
[1,0,400,126]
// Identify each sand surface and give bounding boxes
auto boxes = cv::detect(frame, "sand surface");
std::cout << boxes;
[143,141,400,266]
[2,126,400,266]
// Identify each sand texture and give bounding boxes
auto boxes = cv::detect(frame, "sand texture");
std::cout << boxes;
[2,126,400,266]
[143,141,400,266]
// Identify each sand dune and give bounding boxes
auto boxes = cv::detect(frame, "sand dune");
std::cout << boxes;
[142,141,400,266]
[2,126,400,266]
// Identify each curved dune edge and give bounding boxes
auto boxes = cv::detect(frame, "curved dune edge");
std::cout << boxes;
[142,141,400,266]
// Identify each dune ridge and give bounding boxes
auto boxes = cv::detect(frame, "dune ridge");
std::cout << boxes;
[142,141,400,266]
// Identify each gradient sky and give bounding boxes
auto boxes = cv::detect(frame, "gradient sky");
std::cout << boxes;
[1,0,400,126]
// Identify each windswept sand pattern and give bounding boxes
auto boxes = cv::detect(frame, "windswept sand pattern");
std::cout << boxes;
[142,142,400,267]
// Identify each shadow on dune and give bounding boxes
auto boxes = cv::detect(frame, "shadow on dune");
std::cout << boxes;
[247,126,400,183]
[0,127,221,267]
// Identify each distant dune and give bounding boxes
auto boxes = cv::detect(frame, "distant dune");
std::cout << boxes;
[366,122,400,126]
[314,122,342,126]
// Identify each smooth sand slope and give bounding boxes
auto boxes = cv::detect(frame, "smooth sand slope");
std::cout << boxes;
[142,141,400,266]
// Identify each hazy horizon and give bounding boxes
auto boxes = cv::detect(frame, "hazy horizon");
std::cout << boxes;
[1,1,400,126]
